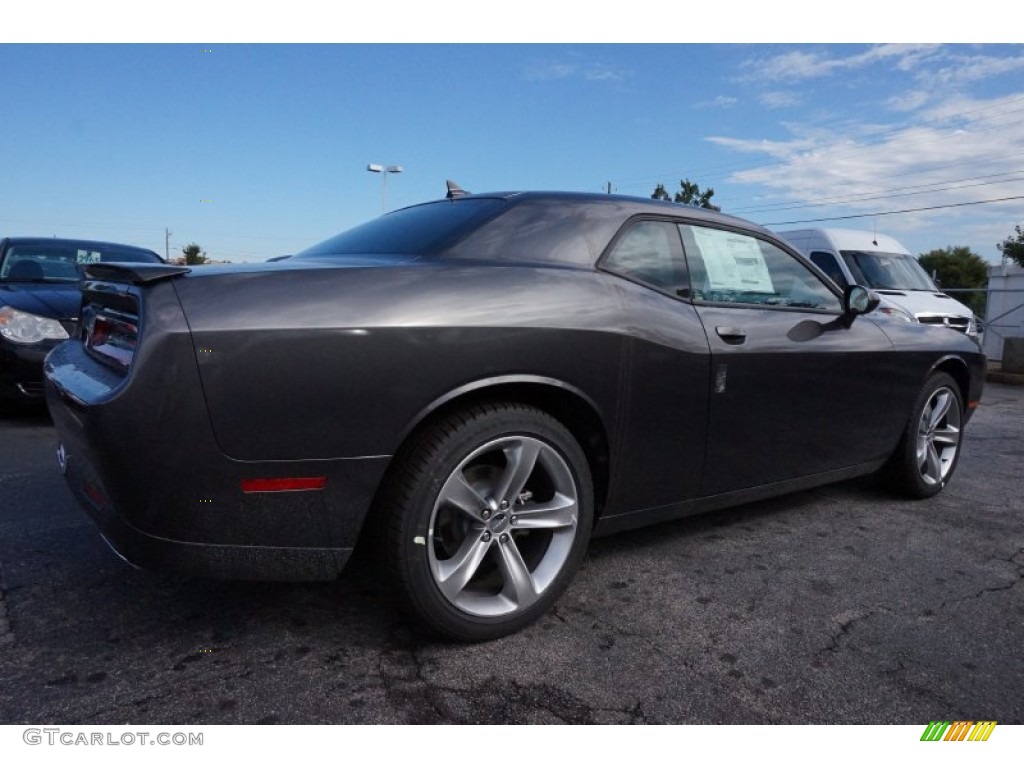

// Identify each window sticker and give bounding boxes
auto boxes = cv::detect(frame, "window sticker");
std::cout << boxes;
[76,250,102,264]
[692,228,773,293]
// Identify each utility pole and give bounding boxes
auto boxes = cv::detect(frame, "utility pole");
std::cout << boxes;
[165,228,172,262]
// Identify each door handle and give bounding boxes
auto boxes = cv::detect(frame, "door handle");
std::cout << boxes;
[715,326,747,344]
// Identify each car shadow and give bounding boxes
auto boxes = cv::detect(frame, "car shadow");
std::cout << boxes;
[119,476,889,647]
[0,399,51,427]
[585,475,887,561]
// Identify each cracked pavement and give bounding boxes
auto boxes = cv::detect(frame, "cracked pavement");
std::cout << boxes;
[0,384,1021,724]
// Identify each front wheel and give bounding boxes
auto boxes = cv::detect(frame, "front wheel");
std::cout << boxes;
[883,372,964,498]
[383,403,593,641]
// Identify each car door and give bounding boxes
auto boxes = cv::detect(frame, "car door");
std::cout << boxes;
[598,218,711,513]
[679,222,896,496]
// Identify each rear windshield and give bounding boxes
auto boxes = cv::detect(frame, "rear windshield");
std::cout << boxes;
[295,198,508,258]
[0,242,162,283]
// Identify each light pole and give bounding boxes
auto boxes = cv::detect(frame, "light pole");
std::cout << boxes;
[367,163,403,212]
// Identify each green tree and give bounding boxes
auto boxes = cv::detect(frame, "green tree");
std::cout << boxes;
[181,242,208,265]
[918,246,988,317]
[651,183,671,201]
[997,225,1024,267]
[651,178,720,211]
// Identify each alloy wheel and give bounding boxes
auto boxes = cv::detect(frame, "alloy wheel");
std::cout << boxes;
[915,385,962,486]
[427,435,580,617]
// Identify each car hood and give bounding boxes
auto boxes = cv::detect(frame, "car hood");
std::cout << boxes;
[874,289,974,319]
[0,282,80,320]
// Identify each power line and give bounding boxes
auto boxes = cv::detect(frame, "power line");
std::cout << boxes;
[706,147,1024,209]
[711,110,1024,193]
[730,171,1024,215]
[760,195,1024,227]
[0,217,165,233]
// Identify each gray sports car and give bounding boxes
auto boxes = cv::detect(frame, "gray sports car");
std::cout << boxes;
[45,190,985,640]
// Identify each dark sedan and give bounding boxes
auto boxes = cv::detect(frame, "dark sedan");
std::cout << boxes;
[0,237,162,400]
[44,192,985,640]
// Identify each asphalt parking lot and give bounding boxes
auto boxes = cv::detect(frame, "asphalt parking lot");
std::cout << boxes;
[1,385,1022,725]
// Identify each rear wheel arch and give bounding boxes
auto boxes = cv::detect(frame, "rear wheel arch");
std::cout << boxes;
[379,379,611,527]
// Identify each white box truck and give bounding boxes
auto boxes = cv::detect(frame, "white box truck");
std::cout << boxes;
[776,228,977,336]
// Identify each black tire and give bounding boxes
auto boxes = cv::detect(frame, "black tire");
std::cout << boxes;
[882,372,965,499]
[381,402,593,641]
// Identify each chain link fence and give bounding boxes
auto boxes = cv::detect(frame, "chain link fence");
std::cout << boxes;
[975,265,1024,364]
[940,267,1024,365]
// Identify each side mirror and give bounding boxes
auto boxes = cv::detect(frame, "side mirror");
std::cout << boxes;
[842,285,880,322]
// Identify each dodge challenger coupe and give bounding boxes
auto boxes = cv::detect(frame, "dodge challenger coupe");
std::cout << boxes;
[44,191,985,640]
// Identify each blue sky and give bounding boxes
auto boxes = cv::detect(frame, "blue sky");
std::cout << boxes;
[2,42,1023,262]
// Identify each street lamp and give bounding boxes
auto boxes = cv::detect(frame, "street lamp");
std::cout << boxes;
[366,163,403,212]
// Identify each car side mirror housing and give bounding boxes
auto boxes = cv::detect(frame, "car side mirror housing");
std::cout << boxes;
[842,285,880,322]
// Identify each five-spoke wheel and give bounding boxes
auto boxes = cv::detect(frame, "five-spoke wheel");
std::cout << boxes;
[884,372,965,498]
[384,403,593,641]
[428,435,580,618]
[914,383,962,488]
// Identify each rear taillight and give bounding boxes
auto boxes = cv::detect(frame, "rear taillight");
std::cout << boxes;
[85,312,138,369]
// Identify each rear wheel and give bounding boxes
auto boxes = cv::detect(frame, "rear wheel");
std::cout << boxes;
[883,372,964,498]
[383,403,593,641]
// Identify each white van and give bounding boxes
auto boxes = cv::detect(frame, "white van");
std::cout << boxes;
[776,228,977,336]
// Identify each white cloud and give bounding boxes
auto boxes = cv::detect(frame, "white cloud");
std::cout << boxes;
[710,46,1024,258]
[743,50,832,81]
[741,43,940,83]
[523,57,631,83]
[708,90,1024,258]
[583,63,632,82]
[886,90,931,112]
[920,53,1024,88]
[860,43,940,72]
[523,61,578,81]
[759,91,800,108]
[698,95,739,108]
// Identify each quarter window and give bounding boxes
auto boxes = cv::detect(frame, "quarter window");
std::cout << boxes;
[603,220,690,298]
[679,225,841,311]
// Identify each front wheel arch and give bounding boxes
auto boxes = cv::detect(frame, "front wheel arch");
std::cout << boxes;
[931,356,971,409]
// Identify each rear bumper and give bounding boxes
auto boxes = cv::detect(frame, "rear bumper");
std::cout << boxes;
[45,338,390,581]
[92,506,354,582]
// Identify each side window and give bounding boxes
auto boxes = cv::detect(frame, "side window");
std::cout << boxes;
[679,224,841,312]
[809,251,849,288]
[602,220,690,298]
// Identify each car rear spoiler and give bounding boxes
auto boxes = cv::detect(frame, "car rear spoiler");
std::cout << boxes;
[84,262,192,284]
